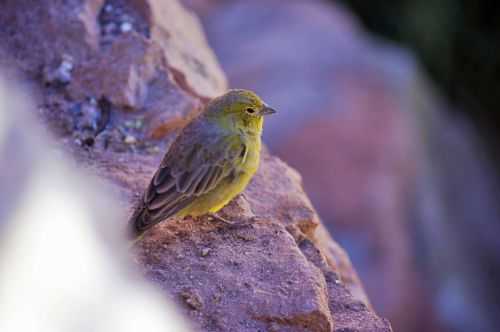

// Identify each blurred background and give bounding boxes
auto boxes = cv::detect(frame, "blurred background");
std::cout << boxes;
[184,1,500,331]
[343,0,500,164]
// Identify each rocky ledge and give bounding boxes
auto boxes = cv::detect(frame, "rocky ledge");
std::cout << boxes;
[0,0,391,331]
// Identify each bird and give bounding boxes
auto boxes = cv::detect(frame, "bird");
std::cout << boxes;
[129,89,276,239]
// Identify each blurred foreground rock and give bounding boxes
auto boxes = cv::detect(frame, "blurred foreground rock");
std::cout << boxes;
[187,1,500,331]
[0,0,391,331]
[0,80,191,332]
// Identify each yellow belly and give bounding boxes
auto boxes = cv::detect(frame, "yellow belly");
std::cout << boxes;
[176,140,260,217]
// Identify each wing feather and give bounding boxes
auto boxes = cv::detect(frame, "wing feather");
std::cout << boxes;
[194,166,219,194]
[155,174,176,194]
[133,118,247,234]
[148,189,180,210]
[149,197,195,225]
[184,166,209,196]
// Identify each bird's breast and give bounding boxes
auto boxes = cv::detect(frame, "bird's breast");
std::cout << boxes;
[177,135,261,217]
[239,135,261,174]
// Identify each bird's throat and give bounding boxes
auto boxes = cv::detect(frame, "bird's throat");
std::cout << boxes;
[241,116,263,137]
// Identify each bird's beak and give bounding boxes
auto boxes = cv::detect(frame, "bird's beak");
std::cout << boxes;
[260,106,277,116]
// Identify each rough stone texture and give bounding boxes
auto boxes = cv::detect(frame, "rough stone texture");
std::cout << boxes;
[133,151,390,332]
[138,211,334,332]
[188,1,423,329]
[0,0,226,153]
[189,1,500,332]
[0,0,102,75]
[0,0,392,331]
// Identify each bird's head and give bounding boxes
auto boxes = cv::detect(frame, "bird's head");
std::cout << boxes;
[204,89,276,134]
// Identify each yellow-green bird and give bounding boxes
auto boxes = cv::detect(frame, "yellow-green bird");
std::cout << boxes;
[129,89,276,238]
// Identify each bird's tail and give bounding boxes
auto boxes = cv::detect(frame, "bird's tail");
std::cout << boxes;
[127,205,149,245]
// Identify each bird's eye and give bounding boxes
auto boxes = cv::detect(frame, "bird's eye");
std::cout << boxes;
[246,108,255,114]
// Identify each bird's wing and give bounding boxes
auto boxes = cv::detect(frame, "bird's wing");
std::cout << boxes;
[134,120,246,233]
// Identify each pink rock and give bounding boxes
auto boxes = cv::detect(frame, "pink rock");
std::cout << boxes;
[190,0,430,330]
[0,0,392,331]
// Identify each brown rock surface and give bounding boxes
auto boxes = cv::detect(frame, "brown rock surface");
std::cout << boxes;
[134,151,390,332]
[190,1,423,329]
[191,1,500,332]
[0,0,227,149]
[0,0,391,331]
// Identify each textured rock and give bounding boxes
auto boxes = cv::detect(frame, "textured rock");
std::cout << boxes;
[138,212,334,332]
[192,1,500,332]
[0,0,392,331]
[132,150,390,332]
[0,0,102,75]
[0,80,193,332]
[0,0,226,153]
[192,1,420,329]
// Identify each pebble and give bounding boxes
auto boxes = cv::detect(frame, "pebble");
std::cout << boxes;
[146,145,161,155]
[51,57,74,83]
[124,134,137,145]
[60,60,73,72]
[201,247,211,257]
[120,22,133,33]
[124,119,143,129]
[180,288,203,310]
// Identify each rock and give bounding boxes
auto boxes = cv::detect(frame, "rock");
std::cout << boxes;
[121,147,390,332]
[299,238,392,332]
[0,0,102,76]
[0,0,392,331]
[69,33,168,109]
[181,287,204,311]
[0,80,193,332]
[200,247,211,257]
[193,1,500,331]
[146,0,226,99]
[139,214,334,332]
[193,1,419,329]
[0,0,226,154]
[43,54,74,84]
[124,134,137,145]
